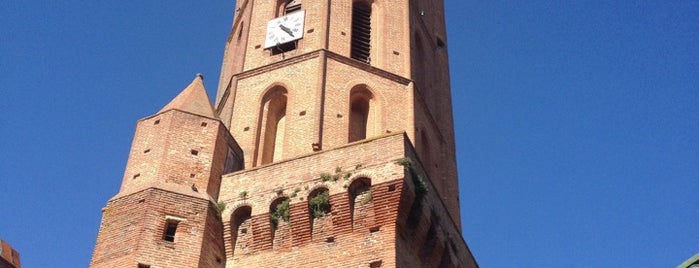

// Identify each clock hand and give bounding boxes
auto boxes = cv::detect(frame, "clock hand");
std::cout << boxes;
[279,24,294,37]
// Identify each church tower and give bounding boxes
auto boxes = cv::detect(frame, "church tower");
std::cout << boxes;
[216,0,461,228]
[91,0,477,267]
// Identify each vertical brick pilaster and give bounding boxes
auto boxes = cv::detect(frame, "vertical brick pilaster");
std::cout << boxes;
[330,192,352,236]
[289,202,311,246]
[372,180,402,228]
[250,214,272,252]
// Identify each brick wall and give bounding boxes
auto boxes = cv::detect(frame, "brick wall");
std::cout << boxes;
[90,188,226,268]
[119,109,241,201]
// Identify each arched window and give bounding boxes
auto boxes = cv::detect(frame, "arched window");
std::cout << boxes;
[308,188,330,219]
[257,87,287,165]
[277,0,302,16]
[348,86,375,143]
[230,206,252,256]
[308,188,331,239]
[351,1,372,63]
[270,197,291,249]
[348,177,373,230]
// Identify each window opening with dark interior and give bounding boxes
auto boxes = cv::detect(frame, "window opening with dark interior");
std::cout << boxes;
[162,220,179,242]
[271,42,297,55]
[351,2,371,63]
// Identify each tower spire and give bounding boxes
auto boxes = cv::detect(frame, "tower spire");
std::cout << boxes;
[159,74,216,118]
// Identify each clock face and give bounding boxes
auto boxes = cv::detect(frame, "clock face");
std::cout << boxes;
[264,11,305,49]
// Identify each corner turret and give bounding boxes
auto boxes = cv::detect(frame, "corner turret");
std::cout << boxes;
[91,75,242,268]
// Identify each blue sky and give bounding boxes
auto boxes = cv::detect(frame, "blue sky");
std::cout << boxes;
[1,1,697,267]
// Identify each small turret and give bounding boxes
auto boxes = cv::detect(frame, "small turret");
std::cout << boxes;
[91,75,242,268]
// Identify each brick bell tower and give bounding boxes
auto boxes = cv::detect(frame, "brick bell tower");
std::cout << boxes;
[91,0,478,267]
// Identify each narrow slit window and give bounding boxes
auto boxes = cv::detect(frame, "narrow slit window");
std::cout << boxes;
[351,2,371,63]
[163,220,179,242]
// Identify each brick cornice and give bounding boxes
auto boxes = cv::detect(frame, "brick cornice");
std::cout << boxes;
[232,49,412,85]
[324,50,412,86]
[237,50,322,79]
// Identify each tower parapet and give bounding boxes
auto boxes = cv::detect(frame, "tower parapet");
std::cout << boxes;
[218,133,476,267]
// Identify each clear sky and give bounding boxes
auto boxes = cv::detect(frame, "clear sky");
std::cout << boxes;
[1,1,697,267]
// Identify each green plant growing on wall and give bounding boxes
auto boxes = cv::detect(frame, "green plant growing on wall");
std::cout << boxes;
[395,157,428,200]
[270,199,290,227]
[291,187,301,198]
[217,201,226,212]
[239,190,248,199]
[320,173,333,182]
[413,175,428,199]
[308,190,330,219]
[274,187,284,196]
[396,157,430,229]
[333,167,343,181]
[320,166,357,183]
[396,157,412,168]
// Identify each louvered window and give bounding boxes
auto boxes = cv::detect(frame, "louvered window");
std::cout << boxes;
[285,0,302,14]
[278,0,302,16]
[351,2,371,63]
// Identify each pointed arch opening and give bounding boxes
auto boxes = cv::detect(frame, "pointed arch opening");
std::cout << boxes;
[257,87,288,166]
[230,206,252,256]
[349,86,376,143]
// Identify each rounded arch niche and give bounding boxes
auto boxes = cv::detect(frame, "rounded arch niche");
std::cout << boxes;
[348,85,378,143]
[229,205,252,257]
[256,86,288,166]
